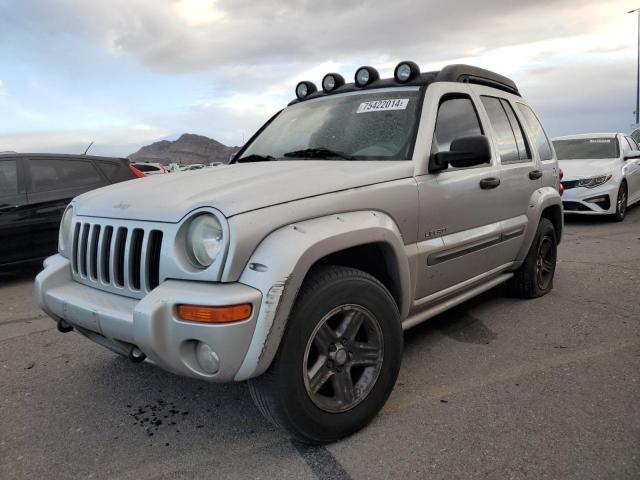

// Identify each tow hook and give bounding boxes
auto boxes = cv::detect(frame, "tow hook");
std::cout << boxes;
[57,319,73,333]
[128,346,146,363]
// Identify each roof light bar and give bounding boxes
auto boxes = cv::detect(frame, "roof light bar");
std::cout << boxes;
[394,61,420,83]
[322,73,345,93]
[355,66,379,87]
[295,81,317,99]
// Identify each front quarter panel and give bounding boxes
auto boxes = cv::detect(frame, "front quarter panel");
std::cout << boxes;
[234,210,411,381]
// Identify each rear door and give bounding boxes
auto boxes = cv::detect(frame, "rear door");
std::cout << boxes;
[515,103,557,190]
[25,156,108,259]
[0,157,31,265]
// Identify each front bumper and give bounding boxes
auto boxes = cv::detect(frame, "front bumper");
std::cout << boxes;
[561,181,618,215]
[35,254,262,382]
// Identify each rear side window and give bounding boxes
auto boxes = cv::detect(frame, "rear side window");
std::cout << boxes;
[432,97,483,154]
[29,158,104,193]
[0,159,18,196]
[133,164,161,172]
[516,103,554,160]
[96,160,133,182]
[481,96,521,163]
[625,136,638,150]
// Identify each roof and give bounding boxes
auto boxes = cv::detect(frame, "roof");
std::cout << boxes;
[0,153,128,161]
[289,64,520,105]
[552,133,620,141]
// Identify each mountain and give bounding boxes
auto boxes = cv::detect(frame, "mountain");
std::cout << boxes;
[128,133,241,165]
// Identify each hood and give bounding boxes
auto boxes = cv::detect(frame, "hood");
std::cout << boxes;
[74,160,414,222]
[558,158,620,180]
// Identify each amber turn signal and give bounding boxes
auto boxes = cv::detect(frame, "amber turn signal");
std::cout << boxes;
[177,304,252,323]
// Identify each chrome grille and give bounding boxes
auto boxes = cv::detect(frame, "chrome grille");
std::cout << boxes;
[71,219,163,298]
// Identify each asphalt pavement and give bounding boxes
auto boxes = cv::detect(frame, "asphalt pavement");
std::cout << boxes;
[1,207,639,479]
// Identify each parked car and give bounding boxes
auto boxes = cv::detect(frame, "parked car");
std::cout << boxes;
[630,127,640,145]
[36,63,562,443]
[552,133,640,221]
[179,164,205,171]
[130,162,169,175]
[0,154,140,267]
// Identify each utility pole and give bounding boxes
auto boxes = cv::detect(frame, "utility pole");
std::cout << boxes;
[628,8,640,126]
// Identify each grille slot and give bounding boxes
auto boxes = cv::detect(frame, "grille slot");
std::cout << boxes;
[89,225,101,280]
[100,226,113,283]
[147,230,163,291]
[130,229,144,290]
[70,220,165,298]
[79,224,90,277]
[114,228,128,287]
[71,223,81,273]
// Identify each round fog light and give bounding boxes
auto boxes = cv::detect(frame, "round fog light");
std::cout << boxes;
[196,342,220,374]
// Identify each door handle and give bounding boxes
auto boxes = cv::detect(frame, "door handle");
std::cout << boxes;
[479,177,501,189]
[529,169,543,180]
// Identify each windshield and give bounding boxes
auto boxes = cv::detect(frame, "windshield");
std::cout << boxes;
[239,88,422,161]
[552,138,619,160]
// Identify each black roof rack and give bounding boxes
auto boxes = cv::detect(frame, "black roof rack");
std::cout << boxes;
[434,64,519,96]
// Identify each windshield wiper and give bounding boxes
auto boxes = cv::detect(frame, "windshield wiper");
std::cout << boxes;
[234,154,276,163]
[283,147,354,160]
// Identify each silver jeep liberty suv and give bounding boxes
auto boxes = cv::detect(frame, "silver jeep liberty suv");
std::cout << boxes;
[36,62,563,443]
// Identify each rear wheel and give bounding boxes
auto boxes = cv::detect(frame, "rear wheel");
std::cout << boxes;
[612,182,627,222]
[248,265,402,444]
[508,218,557,298]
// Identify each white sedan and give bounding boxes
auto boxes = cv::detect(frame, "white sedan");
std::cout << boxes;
[552,133,640,221]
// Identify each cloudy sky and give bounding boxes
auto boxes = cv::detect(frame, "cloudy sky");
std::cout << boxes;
[0,0,638,156]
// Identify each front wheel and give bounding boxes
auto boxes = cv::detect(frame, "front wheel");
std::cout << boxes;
[612,182,627,222]
[508,218,557,298]
[248,265,403,444]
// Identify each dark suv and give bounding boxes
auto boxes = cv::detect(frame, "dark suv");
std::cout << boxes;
[0,154,140,267]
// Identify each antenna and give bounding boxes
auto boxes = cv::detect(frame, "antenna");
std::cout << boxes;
[82,141,94,155]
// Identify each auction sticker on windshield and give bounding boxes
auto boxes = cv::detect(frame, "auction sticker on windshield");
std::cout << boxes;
[357,98,409,113]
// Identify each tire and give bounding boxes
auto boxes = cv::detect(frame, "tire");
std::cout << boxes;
[612,182,627,222]
[508,218,557,299]
[248,265,403,444]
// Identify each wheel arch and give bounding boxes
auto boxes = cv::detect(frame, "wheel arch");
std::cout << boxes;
[234,210,411,381]
[515,187,563,263]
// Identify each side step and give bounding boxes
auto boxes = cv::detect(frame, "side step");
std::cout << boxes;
[402,273,513,330]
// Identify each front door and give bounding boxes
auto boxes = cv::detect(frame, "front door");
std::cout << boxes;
[414,85,506,299]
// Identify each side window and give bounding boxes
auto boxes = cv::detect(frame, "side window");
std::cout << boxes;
[0,159,19,196]
[29,158,103,193]
[621,137,632,154]
[480,96,520,163]
[516,103,554,160]
[432,96,484,161]
[500,99,531,161]
[625,136,638,150]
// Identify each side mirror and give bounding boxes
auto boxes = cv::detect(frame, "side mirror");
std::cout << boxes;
[624,150,640,160]
[429,135,492,172]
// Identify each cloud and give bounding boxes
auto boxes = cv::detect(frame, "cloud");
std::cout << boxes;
[0,80,6,96]
[19,0,629,74]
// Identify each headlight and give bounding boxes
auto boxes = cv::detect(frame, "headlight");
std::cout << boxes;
[58,206,74,253]
[186,214,223,268]
[577,174,612,188]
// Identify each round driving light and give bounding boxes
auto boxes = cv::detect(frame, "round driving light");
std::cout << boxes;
[355,66,379,87]
[322,73,345,93]
[186,214,223,268]
[196,342,220,374]
[58,205,74,252]
[295,81,317,99]
[394,61,420,83]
